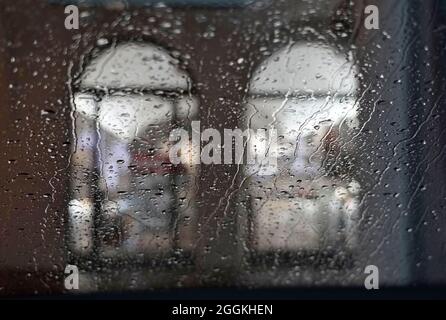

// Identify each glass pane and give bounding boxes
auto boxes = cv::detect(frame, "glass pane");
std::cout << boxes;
[0,0,445,297]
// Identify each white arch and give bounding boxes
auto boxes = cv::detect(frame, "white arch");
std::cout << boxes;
[81,42,189,90]
[76,42,197,142]
[70,42,197,255]
[246,42,360,251]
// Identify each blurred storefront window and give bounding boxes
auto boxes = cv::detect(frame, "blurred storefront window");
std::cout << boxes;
[69,43,199,260]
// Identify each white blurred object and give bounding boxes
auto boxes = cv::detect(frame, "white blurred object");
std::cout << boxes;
[68,199,95,254]
[247,42,360,251]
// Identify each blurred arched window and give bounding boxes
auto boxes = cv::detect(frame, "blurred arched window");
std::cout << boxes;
[69,42,198,259]
[244,42,360,257]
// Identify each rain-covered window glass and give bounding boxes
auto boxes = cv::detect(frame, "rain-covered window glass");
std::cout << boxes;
[69,43,199,260]
[244,43,359,255]
[1,0,446,297]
